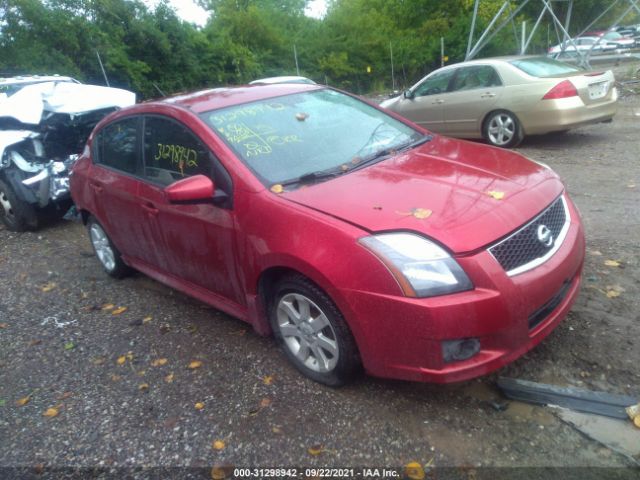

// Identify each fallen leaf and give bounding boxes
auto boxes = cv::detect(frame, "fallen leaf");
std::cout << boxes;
[101,303,115,311]
[116,356,127,365]
[212,440,225,451]
[164,373,175,383]
[270,184,284,194]
[248,407,261,416]
[0,399,5,407]
[29,339,42,346]
[272,426,282,434]
[34,463,45,474]
[604,260,621,267]
[92,356,106,365]
[307,444,324,456]
[404,462,425,480]
[340,164,349,171]
[16,396,31,406]
[151,358,168,367]
[263,375,274,385]
[43,407,59,418]
[126,352,134,360]
[295,112,309,121]
[188,360,202,369]
[187,324,198,334]
[211,465,233,480]
[111,306,127,315]
[634,416,640,428]
[606,290,621,298]
[111,374,122,382]
[142,316,153,324]
[590,250,603,256]
[0,323,7,329]
[138,383,149,392]
[411,207,432,219]
[137,370,146,376]
[195,402,205,410]
[57,392,73,400]
[41,282,57,292]
[260,398,272,408]
[372,206,382,210]
[64,342,75,351]
[487,190,505,200]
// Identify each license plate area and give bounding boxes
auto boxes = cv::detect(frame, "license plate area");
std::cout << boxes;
[588,81,608,100]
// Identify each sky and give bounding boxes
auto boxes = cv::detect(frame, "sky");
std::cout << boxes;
[144,0,327,27]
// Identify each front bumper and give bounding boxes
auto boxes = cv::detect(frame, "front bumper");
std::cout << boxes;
[342,195,585,383]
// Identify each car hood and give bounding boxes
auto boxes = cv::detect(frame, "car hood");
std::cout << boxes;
[282,136,564,254]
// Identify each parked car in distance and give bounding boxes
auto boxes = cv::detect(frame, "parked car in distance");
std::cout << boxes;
[547,36,618,55]
[381,56,617,148]
[71,84,585,386]
[585,30,636,48]
[249,76,316,85]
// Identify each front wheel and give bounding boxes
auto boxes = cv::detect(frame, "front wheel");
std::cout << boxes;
[269,274,361,386]
[483,110,523,148]
[87,216,131,278]
[0,179,38,232]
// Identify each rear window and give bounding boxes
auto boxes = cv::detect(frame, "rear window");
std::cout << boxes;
[509,57,581,77]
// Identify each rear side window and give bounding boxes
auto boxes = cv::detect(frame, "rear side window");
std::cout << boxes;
[94,117,139,174]
[142,116,212,186]
[450,65,502,91]
[509,57,581,77]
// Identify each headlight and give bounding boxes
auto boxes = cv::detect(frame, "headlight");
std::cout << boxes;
[359,233,473,298]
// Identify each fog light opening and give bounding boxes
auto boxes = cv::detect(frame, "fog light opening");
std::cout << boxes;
[442,338,481,363]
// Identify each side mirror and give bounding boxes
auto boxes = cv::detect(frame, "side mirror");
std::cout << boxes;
[165,174,214,203]
[403,89,414,99]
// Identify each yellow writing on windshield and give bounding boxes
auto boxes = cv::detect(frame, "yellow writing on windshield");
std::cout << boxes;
[209,103,286,127]
[218,122,301,158]
[155,143,198,175]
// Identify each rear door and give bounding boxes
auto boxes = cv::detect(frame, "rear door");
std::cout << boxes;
[138,115,243,305]
[394,68,456,133]
[89,117,147,259]
[443,65,504,137]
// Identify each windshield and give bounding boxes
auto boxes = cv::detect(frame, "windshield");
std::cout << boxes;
[200,89,424,186]
[509,57,582,77]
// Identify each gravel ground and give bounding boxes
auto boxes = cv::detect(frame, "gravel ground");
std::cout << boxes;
[1,94,639,479]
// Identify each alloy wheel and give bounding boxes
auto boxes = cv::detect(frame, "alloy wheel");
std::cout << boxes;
[276,293,339,373]
[487,113,516,146]
[89,222,116,271]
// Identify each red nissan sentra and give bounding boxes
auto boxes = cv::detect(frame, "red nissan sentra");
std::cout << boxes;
[70,84,585,386]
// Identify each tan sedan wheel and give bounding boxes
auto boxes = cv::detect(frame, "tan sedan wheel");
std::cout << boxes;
[483,110,523,148]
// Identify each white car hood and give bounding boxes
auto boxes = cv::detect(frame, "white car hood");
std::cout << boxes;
[0,82,136,125]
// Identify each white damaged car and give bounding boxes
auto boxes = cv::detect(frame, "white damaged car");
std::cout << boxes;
[0,76,135,231]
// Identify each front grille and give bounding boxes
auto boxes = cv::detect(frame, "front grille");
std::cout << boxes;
[489,196,569,275]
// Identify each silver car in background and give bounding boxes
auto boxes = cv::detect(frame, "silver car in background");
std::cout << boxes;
[381,56,617,148]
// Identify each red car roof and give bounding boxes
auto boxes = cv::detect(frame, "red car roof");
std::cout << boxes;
[161,84,323,113]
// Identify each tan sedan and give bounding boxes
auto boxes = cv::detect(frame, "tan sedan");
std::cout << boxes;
[380,56,617,148]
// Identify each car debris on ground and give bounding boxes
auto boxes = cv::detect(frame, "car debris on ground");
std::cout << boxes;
[0,75,135,231]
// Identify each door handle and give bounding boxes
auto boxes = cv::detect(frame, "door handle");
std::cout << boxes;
[141,202,159,216]
[89,181,103,193]
[432,99,445,104]
[481,92,496,98]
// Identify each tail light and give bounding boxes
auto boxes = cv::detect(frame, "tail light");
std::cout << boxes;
[543,80,578,99]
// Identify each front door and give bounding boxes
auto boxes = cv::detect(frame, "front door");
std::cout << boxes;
[138,115,243,305]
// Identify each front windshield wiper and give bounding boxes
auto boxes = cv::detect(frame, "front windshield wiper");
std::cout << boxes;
[279,167,345,188]
[351,134,433,172]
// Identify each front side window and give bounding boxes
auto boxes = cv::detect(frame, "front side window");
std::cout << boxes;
[200,89,424,186]
[414,69,456,97]
[142,116,212,186]
[94,117,139,174]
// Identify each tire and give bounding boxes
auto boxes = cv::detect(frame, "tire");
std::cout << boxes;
[87,216,131,278]
[483,110,524,148]
[0,179,38,232]
[269,274,361,386]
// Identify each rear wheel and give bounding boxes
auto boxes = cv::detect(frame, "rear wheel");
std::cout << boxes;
[483,110,523,148]
[87,216,131,278]
[269,274,361,386]
[0,179,38,232]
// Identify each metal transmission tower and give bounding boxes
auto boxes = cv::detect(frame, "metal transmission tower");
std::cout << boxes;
[465,0,640,68]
